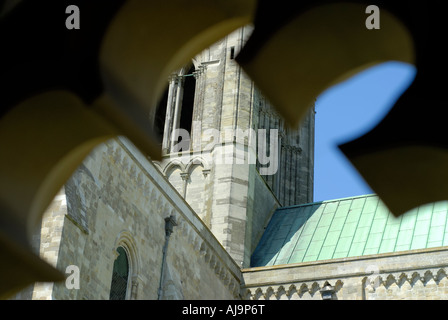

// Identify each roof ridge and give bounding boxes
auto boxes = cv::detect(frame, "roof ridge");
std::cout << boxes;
[276,193,377,211]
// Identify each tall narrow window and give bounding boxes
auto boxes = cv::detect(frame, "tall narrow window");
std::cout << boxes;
[154,63,197,153]
[179,64,196,138]
[109,246,129,300]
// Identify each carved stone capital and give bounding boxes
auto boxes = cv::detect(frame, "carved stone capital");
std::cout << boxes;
[180,172,190,181]
[202,169,211,177]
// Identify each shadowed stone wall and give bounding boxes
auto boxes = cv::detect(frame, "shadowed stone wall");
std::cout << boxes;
[23,137,242,300]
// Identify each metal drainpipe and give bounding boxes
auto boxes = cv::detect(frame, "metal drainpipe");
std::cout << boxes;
[157,215,177,300]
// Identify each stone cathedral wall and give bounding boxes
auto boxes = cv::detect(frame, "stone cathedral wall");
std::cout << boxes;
[23,137,242,300]
[242,247,448,300]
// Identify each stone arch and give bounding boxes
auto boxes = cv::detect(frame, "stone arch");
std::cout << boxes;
[397,273,409,288]
[163,159,186,175]
[111,231,141,300]
[242,288,253,300]
[409,272,422,286]
[164,161,185,196]
[286,284,298,300]
[384,274,397,289]
[309,282,320,297]
[436,269,448,290]
[184,158,208,221]
[276,285,287,300]
[435,269,448,284]
[422,270,435,285]
[185,156,210,174]
[297,283,308,297]
[264,287,275,300]
[253,288,264,300]
[109,246,129,300]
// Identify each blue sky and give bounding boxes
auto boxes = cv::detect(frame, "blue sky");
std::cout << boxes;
[313,61,417,202]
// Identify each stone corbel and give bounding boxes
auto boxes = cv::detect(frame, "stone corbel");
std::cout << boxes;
[319,283,335,300]
[202,169,211,178]
[180,172,190,198]
[180,172,190,181]
[168,72,179,84]
[193,64,207,79]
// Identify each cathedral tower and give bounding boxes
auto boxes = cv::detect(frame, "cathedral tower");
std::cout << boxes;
[153,26,314,267]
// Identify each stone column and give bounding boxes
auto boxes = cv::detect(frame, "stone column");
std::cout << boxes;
[170,75,184,153]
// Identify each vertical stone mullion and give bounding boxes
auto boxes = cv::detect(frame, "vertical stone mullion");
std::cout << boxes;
[162,77,176,154]
[170,76,185,153]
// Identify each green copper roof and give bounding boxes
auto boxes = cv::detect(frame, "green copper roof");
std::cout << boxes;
[251,194,448,267]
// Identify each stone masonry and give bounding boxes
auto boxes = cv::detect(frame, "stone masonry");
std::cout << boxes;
[155,26,315,268]
[22,137,241,299]
[242,247,448,300]
[15,25,448,301]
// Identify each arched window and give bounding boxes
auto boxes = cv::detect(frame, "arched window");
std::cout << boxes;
[109,246,129,300]
[179,64,196,137]
[154,63,197,154]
